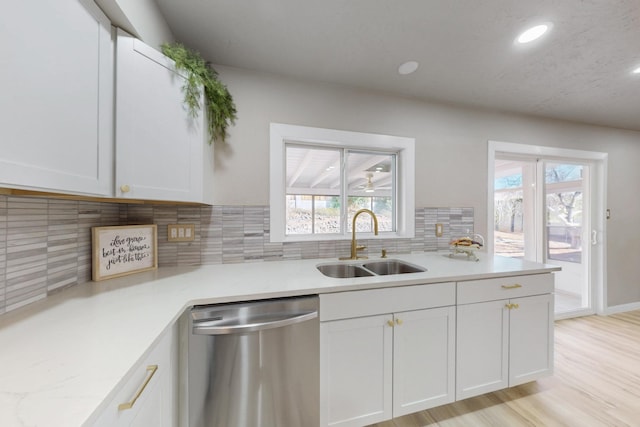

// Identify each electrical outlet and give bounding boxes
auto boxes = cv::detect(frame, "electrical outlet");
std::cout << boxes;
[435,223,444,237]
[167,224,195,242]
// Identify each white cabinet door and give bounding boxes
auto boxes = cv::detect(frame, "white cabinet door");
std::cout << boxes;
[393,306,456,417]
[509,293,554,386]
[457,293,554,400]
[320,315,393,427]
[0,0,113,196]
[91,324,177,427]
[115,30,213,203]
[456,300,509,400]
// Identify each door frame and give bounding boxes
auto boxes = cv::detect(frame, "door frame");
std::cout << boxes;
[487,141,608,316]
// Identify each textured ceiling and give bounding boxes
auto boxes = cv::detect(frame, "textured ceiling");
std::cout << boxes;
[155,0,640,131]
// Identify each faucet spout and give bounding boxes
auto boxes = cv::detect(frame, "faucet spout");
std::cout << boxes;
[340,208,379,260]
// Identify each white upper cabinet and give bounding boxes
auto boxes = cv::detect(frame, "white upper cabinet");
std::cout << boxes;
[115,30,214,204]
[0,0,113,196]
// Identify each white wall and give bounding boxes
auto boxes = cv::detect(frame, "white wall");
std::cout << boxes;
[214,65,640,307]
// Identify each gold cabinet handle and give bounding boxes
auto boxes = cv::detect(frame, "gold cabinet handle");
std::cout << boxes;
[120,184,131,193]
[118,365,158,411]
[387,320,395,327]
[395,318,403,326]
[505,303,512,309]
[502,284,522,289]
[513,303,520,309]
[505,303,520,310]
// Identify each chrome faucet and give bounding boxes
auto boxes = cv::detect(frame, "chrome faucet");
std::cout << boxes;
[340,209,379,260]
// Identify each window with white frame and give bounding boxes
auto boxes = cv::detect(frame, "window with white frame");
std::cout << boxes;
[270,123,415,242]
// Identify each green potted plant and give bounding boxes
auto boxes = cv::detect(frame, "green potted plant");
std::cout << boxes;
[161,42,237,144]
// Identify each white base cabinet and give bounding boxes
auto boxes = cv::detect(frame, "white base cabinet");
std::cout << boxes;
[91,323,178,427]
[456,274,554,400]
[393,306,456,417]
[115,30,214,204]
[321,314,393,427]
[320,283,456,427]
[320,273,554,426]
[0,0,113,196]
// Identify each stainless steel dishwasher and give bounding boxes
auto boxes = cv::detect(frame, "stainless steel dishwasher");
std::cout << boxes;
[186,295,319,427]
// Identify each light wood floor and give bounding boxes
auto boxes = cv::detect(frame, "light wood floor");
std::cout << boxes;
[369,310,640,427]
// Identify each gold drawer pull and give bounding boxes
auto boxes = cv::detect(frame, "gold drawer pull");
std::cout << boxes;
[396,318,403,326]
[502,284,522,289]
[387,320,395,327]
[118,365,158,411]
[505,303,521,310]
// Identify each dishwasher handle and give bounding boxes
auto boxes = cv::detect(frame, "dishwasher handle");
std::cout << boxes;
[192,310,317,335]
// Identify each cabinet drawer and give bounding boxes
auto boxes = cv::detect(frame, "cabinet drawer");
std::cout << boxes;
[320,282,455,321]
[457,274,553,305]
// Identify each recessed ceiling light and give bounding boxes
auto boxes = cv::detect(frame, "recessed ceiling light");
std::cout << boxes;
[516,24,550,44]
[633,66,640,74]
[398,61,419,75]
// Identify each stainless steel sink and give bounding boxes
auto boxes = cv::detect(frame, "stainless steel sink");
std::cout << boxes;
[362,260,426,275]
[317,263,374,278]
[317,259,426,278]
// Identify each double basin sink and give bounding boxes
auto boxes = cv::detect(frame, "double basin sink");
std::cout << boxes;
[317,259,426,278]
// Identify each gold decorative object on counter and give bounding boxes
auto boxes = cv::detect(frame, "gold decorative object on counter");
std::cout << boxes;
[449,234,484,262]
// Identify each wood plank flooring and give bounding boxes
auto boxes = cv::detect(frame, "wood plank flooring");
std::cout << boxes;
[368,310,640,427]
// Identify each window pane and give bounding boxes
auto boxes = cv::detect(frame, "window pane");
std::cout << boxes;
[373,197,393,232]
[314,196,341,234]
[286,145,340,235]
[346,151,395,232]
[286,195,312,234]
[286,145,341,191]
[348,196,373,232]
[545,163,583,263]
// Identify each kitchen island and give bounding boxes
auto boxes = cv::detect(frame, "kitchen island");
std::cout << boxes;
[0,252,559,426]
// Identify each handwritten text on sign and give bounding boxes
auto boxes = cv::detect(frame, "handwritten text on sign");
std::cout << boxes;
[93,225,157,281]
[103,234,152,270]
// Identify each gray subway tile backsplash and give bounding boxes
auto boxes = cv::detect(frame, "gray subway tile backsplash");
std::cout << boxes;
[0,194,473,316]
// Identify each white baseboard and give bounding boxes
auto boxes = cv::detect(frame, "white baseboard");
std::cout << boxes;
[604,302,640,315]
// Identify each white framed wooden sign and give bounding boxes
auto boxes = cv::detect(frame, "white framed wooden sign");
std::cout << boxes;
[92,224,158,281]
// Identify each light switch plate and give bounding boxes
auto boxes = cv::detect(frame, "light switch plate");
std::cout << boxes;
[167,224,195,242]
[435,223,444,237]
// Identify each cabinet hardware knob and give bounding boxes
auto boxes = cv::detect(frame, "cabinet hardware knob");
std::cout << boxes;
[396,318,403,325]
[387,320,395,327]
[118,365,158,410]
[120,184,131,193]
[502,284,522,289]
[505,303,512,309]
[513,303,520,309]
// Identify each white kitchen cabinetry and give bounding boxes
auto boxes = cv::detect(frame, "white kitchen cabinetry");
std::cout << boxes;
[456,274,554,401]
[393,305,456,416]
[319,283,456,427]
[115,30,214,204]
[0,0,113,196]
[91,323,178,427]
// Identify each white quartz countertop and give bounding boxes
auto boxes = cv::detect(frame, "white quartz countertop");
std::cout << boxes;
[0,252,559,426]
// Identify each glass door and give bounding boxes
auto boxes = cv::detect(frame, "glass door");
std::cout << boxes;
[493,155,592,317]
[543,162,590,315]
[494,157,537,260]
